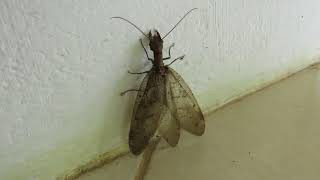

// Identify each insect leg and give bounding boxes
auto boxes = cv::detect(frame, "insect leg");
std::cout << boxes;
[163,43,175,60]
[140,39,153,62]
[120,89,143,96]
[128,70,150,74]
[166,55,185,66]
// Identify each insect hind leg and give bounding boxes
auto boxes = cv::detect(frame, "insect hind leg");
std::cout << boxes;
[166,55,185,66]
[120,89,143,96]
[127,70,150,74]
[120,85,158,96]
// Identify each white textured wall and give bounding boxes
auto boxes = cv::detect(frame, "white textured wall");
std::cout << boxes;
[1,0,320,179]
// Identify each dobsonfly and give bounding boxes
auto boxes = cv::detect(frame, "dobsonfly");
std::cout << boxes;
[112,8,205,156]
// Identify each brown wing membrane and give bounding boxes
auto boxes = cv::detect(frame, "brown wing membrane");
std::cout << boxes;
[157,105,180,147]
[129,71,166,155]
[167,67,205,136]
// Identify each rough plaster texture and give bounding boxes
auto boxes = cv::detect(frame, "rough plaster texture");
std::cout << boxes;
[0,0,320,179]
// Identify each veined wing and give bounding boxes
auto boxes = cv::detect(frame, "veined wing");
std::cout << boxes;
[157,105,180,147]
[166,67,205,136]
[129,71,166,155]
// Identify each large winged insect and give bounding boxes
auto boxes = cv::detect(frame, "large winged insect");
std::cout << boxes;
[112,8,205,156]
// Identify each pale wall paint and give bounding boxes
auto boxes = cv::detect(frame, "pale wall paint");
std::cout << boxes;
[0,0,320,179]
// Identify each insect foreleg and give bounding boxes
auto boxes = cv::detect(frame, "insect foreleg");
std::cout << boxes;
[140,39,153,62]
[163,43,175,60]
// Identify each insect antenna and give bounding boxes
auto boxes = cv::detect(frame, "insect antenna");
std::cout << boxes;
[111,16,149,39]
[162,8,198,39]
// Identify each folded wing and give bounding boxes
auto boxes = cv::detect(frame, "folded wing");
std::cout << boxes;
[157,105,180,147]
[166,67,205,136]
[129,72,166,155]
